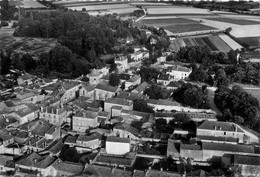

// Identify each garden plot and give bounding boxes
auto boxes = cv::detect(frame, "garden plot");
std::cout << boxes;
[218,34,242,50]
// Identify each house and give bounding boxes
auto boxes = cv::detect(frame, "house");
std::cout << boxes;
[97,111,110,127]
[104,98,133,116]
[157,74,173,86]
[116,91,147,101]
[87,69,102,85]
[73,110,98,132]
[112,122,140,141]
[0,115,19,129]
[15,89,36,103]
[167,139,181,158]
[166,65,192,81]
[125,75,141,90]
[59,80,82,103]
[197,121,260,144]
[15,152,56,176]
[119,74,131,83]
[222,154,260,177]
[39,106,67,126]
[46,159,84,177]
[115,55,128,72]
[166,81,181,90]
[180,141,257,162]
[95,84,118,101]
[8,105,39,125]
[79,84,95,100]
[129,51,144,62]
[17,73,36,85]
[0,155,14,173]
[131,82,149,94]
[76,133,101,152]
[45,126,60,140]
[106,136,130,155]
[0,129,14,147]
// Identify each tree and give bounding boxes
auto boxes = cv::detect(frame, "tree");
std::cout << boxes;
[108,73,120,87]
[109,63,118,73]
[49,43,73,73]
[139,67,159,82]
[11,53,25,71]
[133,99,154,113]
[1,50,11,75]
[59,145,80,163]
[144,85,169,99]
[174,113,191,124]
[131,120,143,130]
[21,54,37,72]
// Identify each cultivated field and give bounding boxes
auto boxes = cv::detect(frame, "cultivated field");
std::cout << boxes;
[171,33,241,53]
[146,7,211,15]
[9,1,46,8]
[165,24,216,34]
[204,18,260,25]
[141,18,199,25]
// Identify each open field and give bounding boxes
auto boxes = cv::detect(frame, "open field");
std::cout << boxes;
[238,36,260,47]
[204,18,260,25]
[165,24,216,34]
[0,36,57,56]
[67,4,137,12]
[9,1,46,8]
[141,18,199,25]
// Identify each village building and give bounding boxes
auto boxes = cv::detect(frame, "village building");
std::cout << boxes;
[87,69,103,86]
[95,84,118,101]
[112,122,140,142]
[106,136,131,155]
[166,65,192,81]
[125,75,141,90]
[104,98,133,116]
[39,106,67,126]
[75,133,102,152]
[157,74,173,86]
[72,110,98,132]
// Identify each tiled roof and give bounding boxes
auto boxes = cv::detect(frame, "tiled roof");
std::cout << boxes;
[14,107,35,117]
[64,135,77,144]
[97,111,110,118]
[234,154,260,166]
[181,143,202,151]
[196,135,238,143]
[146,169,181,177]
[51,159,84,175]
[126,75,140,83]
[77,134,100,142]
[0,155,13,166]
[45,126,57,135]
[198,121,244,132]
[132,82,149,93]
[157,74,170,81]
[114,122,139,137]
[202,142,255,153]
[74,110,97,119]
[96,84,117,92]
[46,140,64,155]
[96,154,133,166]
[167,65,191,72]
[0,116,18,129]
[61,80,81,90]
[16,152,42,167]
[106,136,130,143]
[116,91,146,101]
[167,139,180,154]
[81,84,95,92]
[0,129,13,142]
[105,98,133,106]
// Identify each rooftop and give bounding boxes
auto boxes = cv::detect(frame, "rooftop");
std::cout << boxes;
[114,122,139,137]
[105,98,133,106]
[167,65,191,72]
[126,75,141,83]
[51,159,84,174]
[132,82,149,93]
[96,84,118,93]
[74,110,97,119]
[234,154,260,166]
[158,74,170,81]
[198,121,244,132]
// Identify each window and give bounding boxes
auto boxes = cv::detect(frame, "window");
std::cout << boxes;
[224,132,226,135]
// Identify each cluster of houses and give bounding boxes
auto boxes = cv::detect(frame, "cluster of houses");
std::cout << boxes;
[0,52,260,177]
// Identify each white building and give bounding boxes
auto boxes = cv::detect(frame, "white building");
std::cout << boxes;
[106,136,130,155]
[166,65,192,81]
[115,55,128,73]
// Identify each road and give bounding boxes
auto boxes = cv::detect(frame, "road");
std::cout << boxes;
[207,87,222,115]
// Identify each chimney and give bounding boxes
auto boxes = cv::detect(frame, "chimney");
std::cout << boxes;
[29,141,31,147]
[41,107,43,112]
[160,167,163,171]
[124,167,126,171]
[56,108,59,115]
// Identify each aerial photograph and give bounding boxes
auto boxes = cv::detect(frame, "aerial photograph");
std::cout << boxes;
[1,0,260,176]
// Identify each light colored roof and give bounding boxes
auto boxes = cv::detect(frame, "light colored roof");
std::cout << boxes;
[96,84,117,92]
[132,82,149,93]
[105,98,133,106]
[126,75,140,83]
[198,121,244,132]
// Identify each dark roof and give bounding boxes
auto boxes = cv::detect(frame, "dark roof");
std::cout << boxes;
[198,121,244,132]
[114,122,139,137]
[127,75,141,83]
[64,135,77,144]
[132,82,149,93]
[146,169,181,177]
[51,159,84,174]
[106,136,130,143]
[181,143,202,151]
[167,139,180,154]
[167,81,181,88]
[157,74,170,81]
[96,154,133,166]
[96,84,117,92]
[117,91,147,101]
[74,111,97,119]
[202,142,255,153]
[0,155,13,166]
[77,133,100,142]
[119,74,131,81]
[234,154,260,166]
[45,140,64,155]
[97,111,110,118]
[0,129,13,141]
[196,135,238,143]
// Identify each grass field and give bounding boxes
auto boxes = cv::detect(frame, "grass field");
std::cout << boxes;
[238,36,260,47]
[164,24,216,34]
[205,18,260,25]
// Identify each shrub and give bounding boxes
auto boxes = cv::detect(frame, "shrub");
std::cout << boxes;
[12,22,18,28]
[1,21,9,27]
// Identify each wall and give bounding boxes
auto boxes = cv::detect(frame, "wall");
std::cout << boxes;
[106,141,130,155]
[95,90,115,101]
[104,102,133,113]
[73,117,98,132]
[76,139,100,150]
